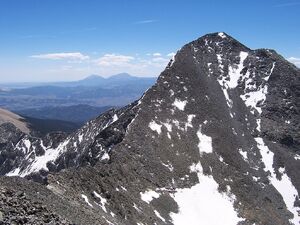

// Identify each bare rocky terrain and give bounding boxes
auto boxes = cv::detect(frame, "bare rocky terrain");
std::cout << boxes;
[0,108,30,134]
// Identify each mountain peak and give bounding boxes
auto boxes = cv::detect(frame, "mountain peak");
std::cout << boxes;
[82,74,104,81]
[200,31,230,39]
[109,72,132,78]
[196,31,238,42]
[173,32,249,61]
[1,33,299,225]
[82,73,135,81]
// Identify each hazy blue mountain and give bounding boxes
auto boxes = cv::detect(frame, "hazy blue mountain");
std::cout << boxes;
[0,73,156,89]
[0,73,156,110]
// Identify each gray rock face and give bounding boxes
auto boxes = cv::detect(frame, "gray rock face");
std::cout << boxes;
[0,122,26,175]
[0,32,299,225]
[0,102,137,183]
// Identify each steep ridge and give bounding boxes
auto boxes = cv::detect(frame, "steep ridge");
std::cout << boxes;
[2,103,137,183]
[0,32,299,225]
[0,108,30,133]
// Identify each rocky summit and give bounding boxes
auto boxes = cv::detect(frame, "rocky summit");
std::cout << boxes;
[0,32,299,225]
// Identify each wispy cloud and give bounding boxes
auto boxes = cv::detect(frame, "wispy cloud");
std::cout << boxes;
[95,54,135,66]
[273,2,300,7]
[28,51,175,78]
[288,57,300,67]
[152,57,169,63]
[60,27,97,35]
[134,20,158,25]
[167,52,176,58]
[31,52,90,60]
[153,52,161,57]
[93,52,175,76]
[20,34,57,39]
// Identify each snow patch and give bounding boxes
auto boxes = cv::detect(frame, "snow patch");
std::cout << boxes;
[172,99,187,111]
[149,121,162,134]
[217,54,223,64]
[172,120,185,132]
[162,161,174,172]
[255,138,300,224]
[169,89,175,97]
[81,194,93,208]
[255,138,274,173]
[239,148,248,160]
[112,114,118,123]
[154,210,166,222]
[256,119,261,132]
[170,162,241,225]
[169,53,176,67]
[264,62,276,81]
[232,127,238,135]
[197,126,213,154]
[19,139,70,176]
[101,152,110,161]
[218,32,227,39]
[217,51,248,111]
[294,155,300,161]
[78,133,84,142]
[133,203,141,212]
[140,190,160,203]
[93,191,107,212]
[23,139,31,154]
[167,133,171,139]
[217,51,249,116]
[6,168,21,177]
[240,86,268,114]
[227,52,248,89]
[162,123,172,132]
[185,114,196,130]
[240,62,275,115]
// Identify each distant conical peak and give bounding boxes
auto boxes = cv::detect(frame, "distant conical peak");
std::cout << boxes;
[82,74,104,80]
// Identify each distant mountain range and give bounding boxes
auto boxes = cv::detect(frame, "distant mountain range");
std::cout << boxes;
[0,73,156,89]
[0,73,156,111]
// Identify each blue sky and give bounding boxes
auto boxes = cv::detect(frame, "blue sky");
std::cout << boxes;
[0,0,299,82]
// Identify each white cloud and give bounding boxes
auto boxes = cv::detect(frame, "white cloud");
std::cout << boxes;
[134,20,157,24]
[167,52,176,58]
[31,52,89,60]
[93,53,172,76]
[274,2,300,7]
[96,54,134,66]
[152,57,169,63]
[153,53,162,57]
[25,51,175,80]
[288,57,300,67]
